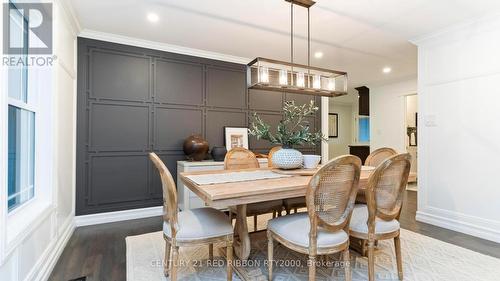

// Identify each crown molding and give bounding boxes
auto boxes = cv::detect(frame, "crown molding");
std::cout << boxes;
[55,0,82,34]
[78,29,251,65]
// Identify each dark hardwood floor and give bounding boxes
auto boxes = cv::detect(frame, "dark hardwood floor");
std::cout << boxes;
[49,191,500,281]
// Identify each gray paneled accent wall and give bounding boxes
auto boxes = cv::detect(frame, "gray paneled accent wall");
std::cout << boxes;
[76,38,321,215]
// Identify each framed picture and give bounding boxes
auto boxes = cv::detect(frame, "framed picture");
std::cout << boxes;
[328,113,338,138]
[224,127,249,151]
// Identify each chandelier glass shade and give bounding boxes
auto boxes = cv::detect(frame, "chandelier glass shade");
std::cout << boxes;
[247,57,348,97]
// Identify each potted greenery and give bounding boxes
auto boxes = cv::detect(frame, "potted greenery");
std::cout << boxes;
[249,100,325,169]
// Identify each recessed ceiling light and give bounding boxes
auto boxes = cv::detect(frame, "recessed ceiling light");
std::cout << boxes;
[147,13,159,23]
[383,67,392,73]
[314,51,323,59]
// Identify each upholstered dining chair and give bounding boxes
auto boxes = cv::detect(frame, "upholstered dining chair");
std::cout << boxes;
[267,155,362,281]
[149,153,234,281]
[225,147,284,232]
[268,146,308,215]
[365,147,397,167]
[349,153,411,281]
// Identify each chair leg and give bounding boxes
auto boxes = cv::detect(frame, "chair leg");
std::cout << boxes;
[208,243,214,260]
[308,255,316,281]
[171,246,179,281]
[395,235,403,280]
[227,241,233,281]
[286,207,290,215]
[294,207,298,214]
[267,231,274,281]
[254,215,258,232]
[367,240,375,281]
[343,248,351,281]
[272,210,276,218]
[163,239,171,277]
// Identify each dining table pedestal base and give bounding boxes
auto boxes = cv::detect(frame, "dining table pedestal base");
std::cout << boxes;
[233,204,251,260]
[224,204,268,281]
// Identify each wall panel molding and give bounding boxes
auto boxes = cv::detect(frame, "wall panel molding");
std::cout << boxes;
[76,37,320,215]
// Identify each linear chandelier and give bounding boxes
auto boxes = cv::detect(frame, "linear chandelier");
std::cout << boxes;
[247,0,348,97]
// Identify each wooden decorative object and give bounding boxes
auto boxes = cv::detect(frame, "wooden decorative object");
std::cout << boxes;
[149,153,233,281]
[267,155,361,281]
[183,135,209,161]
[349,153,411,281]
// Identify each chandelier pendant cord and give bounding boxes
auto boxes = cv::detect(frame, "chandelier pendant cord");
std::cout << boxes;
[290,1,294,85]
[308,7,310,70]
[290,2,312,84]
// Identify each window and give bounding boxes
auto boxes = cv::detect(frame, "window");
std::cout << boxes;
[358,116,370,143]
[7,2,36,212]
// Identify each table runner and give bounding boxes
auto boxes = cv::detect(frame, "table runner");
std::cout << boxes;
[185,170,292,185]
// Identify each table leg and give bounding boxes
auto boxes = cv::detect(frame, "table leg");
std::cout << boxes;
[233,204,251,260]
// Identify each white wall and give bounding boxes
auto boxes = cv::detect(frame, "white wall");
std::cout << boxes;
[328,102,354,159]
[0,1,79,280]
[414,15,500,243]
[369,78,417,153]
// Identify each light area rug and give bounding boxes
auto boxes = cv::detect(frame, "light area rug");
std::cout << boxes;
[126,218,500,281]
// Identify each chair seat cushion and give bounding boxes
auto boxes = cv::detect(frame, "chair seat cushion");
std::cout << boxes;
[349,204,400,234]
[268,213,348,249]
[163,207,233,241]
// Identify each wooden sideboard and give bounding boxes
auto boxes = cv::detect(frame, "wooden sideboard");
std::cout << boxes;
[177,159,268,210]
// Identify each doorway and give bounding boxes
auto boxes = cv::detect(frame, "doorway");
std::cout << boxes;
[405,94,418,191]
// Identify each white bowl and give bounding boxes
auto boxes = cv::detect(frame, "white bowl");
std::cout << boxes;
[303,155,321,169]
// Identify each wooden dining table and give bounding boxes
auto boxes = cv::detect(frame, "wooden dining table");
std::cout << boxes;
[179,166,380,260]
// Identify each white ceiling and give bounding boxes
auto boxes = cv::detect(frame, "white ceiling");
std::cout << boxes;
[69,0,500,89]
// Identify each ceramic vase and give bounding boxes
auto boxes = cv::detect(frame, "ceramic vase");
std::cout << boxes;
[183,135,209,161]
[211,146,227,161]
[271,147,303,169]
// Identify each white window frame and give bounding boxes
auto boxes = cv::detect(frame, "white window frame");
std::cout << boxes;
[0,0,53,262]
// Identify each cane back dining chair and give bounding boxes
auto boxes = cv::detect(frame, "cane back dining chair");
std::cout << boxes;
[349,153,411,281]
[149,153,234,281]
[225,147,284,232]
[357,147,398,204]
[365,147,397,167]
[267,155,362,281]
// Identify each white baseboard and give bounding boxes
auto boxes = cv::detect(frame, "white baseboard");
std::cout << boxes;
[26,216,75,281]
[74,206,163,227]
[416,207,500,244]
